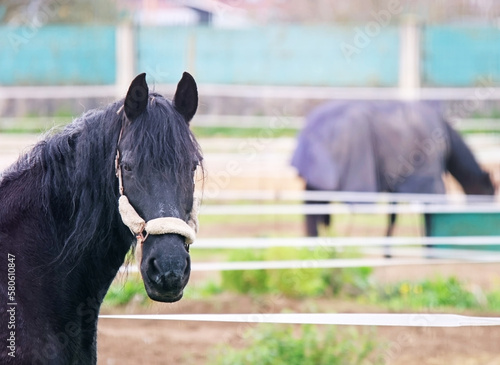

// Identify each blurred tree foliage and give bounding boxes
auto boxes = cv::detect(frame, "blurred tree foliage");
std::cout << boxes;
[2,0,499,26]
[0,0,119,24]
[237,0,499,25]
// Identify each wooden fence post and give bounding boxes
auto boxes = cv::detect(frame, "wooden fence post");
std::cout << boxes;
[399,15,421,99]
[116,22,136,98]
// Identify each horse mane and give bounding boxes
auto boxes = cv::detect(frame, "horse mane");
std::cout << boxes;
[0,93,203,267]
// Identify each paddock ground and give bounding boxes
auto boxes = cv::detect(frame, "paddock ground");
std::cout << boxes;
[97,263,500,365]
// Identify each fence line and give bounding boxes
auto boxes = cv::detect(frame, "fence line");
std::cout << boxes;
[194,236,500,249]
[111,212,500,328]
[188,116,500,132]
[199,202,500,215]
[194,116,500,131]
[360,247,500,261]
[108,197,500,330]
[0,85,118,100]
[120,257,460,273]
[189,256,493,271]
[1,116,500,132]
[201,189,497,203]
[3,84,500,100]
[99,313,500,327]
[121,248,500,273]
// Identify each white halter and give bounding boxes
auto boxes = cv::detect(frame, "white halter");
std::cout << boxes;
[117,195,199,246]
[114,122,199,251]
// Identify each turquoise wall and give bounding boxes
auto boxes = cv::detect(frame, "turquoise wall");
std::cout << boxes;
[137,26,400,86]
[0,24,399,87]
[0,25,116,85]
[423,26,500,86]
[430,213,500,251]
[1,24,500,87]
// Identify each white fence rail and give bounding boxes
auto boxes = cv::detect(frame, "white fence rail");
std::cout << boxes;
[201,189,498,203]
[100,313,500,327]
[3,84,500,100]
[194,236,500,249]
[200,202,500,215]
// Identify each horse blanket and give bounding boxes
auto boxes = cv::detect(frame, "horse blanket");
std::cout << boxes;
[291,100,450,194]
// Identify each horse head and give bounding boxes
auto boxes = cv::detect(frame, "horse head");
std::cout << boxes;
[116,72,202,302]
[462,170,496,196]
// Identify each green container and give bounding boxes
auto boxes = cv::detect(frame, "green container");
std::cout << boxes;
[429,213,500,251]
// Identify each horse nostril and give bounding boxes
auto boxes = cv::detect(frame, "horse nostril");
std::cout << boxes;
[147,254,189,286]
[184,255,191,277]
[147,258,162,283]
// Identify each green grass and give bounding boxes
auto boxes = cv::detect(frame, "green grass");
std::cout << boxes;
[102,267,500,319]
[0,116,71,134]
[363,276,500,312]
[469,109,500,119]
[103,276,150,307]
[4,117,500,136]
[192,126,298,138]
[102,275,224,306]
[0,118,297,137]
[207,324,384,365]
[220,247,373,298]
[184,279,224,299]
[3,109,500,136]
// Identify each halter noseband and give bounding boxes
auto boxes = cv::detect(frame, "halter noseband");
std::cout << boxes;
[114,114,199,248]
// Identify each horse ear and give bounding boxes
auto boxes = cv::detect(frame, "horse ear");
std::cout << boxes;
[173,72,198,124]
[124,73,149,121]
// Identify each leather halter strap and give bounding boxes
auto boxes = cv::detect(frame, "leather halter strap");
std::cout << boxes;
[115,126,125,196]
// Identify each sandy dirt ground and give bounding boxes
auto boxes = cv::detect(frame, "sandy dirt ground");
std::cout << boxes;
[97,263,500,365]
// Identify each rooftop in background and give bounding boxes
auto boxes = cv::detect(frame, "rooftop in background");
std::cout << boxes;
[120,0,500,26]
[119,0,252,27]
[1,0,499,26]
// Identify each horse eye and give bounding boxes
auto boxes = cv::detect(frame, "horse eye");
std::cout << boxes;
[122,162,132,172]
[192,160,199,171]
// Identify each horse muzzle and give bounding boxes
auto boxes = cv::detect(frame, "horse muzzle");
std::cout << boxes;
[140,234,191,302]
[117,194,198,302]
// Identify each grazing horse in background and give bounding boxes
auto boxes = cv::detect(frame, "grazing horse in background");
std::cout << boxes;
[0,72,203,364]
[291,100,495,238]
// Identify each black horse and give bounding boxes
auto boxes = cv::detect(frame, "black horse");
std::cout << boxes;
[0,72,203,364]
[291,100,495,238]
